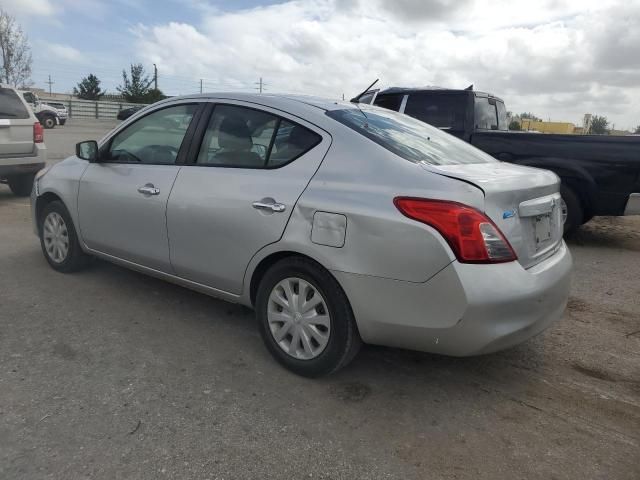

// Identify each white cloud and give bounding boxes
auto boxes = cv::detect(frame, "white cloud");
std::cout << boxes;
[46,43,83,62]
[0,0,55,16]
[133,0,639,128]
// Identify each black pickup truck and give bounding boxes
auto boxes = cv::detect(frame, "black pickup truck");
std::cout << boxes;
[358,87,640,233]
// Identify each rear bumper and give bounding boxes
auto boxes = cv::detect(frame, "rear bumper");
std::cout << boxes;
[0,144,46,178]
[624,193,640,215]
[333,241,572,356]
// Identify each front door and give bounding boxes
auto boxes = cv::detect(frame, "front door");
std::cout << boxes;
[77,103,200,272]
[167,102,330,294]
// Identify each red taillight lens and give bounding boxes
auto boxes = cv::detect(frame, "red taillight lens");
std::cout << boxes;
[33,122,44,143]
[394,197,517,264]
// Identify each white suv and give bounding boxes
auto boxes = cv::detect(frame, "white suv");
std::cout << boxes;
[0,85,47,196]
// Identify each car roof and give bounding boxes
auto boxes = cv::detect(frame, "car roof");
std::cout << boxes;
[376,86,503,101]
[158,92,357,113]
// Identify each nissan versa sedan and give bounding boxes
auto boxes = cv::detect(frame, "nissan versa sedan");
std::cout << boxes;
[31,93,572,377]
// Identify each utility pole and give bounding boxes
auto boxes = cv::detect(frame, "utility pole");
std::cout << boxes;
[200,79,203,94]
[153,64,158,90]
[255,77,266,94]
[45,74,54,95]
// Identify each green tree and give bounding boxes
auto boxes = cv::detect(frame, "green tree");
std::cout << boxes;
[590,115,609,135]
[520,112,541,122]
[117,63,164,103]
[634,125,640,134]
[73,73,105,100]
[508,120,521,131]
[0,8,32,87]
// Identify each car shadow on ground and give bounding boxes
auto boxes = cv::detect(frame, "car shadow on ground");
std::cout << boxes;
[565,217,640,251]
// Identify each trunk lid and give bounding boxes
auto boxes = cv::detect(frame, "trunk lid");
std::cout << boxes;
[0,87,35,156]
[421,162,563,269]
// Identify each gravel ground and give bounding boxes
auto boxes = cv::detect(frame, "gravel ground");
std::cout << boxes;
[0,121,638,479]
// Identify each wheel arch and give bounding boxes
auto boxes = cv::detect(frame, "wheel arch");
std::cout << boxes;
[248,250,339,307]
[35,192,65,231]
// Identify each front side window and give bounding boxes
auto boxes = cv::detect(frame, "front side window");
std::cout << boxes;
[106,104,197,164]
[404,93,466,130]
[197,104,321,168]
[495,100,508,131]
[474,96,498,130]
[326,105,497,165]
[0,88,30,119]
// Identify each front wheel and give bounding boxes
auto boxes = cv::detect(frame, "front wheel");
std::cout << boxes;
[41,115,56,129]
[256,257,361,377]
[8,173,35,196]
[39,200,90,272]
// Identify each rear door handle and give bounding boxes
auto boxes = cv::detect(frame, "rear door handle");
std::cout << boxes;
[252,201,286,213]
[137,183,160,196]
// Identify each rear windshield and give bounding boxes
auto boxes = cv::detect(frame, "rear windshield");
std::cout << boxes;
[326,105,497,165]
[0,88,30,119]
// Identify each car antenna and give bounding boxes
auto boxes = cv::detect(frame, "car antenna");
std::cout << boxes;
[350,78,379,103]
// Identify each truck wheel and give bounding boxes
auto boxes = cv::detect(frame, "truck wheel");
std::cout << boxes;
[42,115,56,129]
[8,173,35,197]
[560,184,583,235]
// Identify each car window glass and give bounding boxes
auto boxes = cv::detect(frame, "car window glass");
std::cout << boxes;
[404,93,466,130]
[269,120,321,167]
[373,94,403,112]
[197,105,320,168]
[495,100,508,131]
[107,104,196,164]
[326,105,497,165]
[474,97,498,130]
[0,88,30,119]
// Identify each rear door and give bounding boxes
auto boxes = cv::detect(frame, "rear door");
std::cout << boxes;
[78,102,202,272]
[0,87,34,156]
[167,101,330,294]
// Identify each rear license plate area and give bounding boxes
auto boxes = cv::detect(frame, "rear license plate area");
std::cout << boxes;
[534,213,552,250]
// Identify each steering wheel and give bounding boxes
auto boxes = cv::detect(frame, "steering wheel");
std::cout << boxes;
[138,144,179,163]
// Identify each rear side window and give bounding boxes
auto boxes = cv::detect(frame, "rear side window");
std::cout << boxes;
[326,106,497,165]
[404,93,466,130]
[373,94,404,112]
[197,104,321,168]
[0,88,30,119]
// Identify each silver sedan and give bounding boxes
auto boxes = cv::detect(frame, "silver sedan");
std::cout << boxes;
[31,94,572,376]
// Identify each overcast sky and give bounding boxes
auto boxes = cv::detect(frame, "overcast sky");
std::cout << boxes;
[2,0,638,129]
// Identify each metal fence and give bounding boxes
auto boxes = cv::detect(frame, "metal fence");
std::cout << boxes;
[40,97,148,120]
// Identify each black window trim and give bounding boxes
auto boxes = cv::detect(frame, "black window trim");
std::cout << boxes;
[184,101,323,170]
[97,101,205,166]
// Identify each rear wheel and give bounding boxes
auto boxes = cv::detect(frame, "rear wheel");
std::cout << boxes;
[8,173,35,196]
[560,184,583,235]
[39,200,90,272]
[256,257,361,377]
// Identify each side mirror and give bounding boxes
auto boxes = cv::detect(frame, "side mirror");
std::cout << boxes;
[76,140,98,162]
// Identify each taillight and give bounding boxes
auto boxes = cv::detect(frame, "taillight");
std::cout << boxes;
[34,122,44,143]
[394,197,517,264]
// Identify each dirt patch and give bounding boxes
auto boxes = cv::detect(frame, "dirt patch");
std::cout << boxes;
[330,381,372,403]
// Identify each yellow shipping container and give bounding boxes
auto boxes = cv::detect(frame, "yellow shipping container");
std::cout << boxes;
[520,119,575,134]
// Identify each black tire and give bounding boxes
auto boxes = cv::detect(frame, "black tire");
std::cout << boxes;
[560,184,583,235]
[256,257,361,377]
[8,173,35,196]
[39,200,90,273]
[42,115,56,129]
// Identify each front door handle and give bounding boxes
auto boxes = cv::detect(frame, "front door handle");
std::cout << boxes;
[138,183,160,196]
[252,200,286,213]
